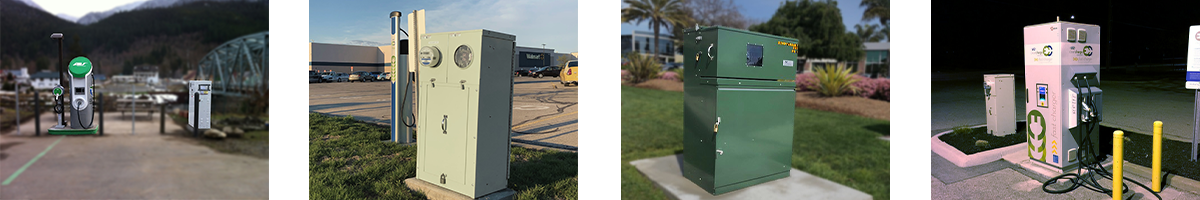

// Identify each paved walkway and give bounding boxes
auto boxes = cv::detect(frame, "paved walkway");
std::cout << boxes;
[0,112,268,199]
[933,74,1200,199]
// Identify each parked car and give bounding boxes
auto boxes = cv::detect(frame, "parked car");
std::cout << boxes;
[560,60,578,86]
[514,67,537,76]
[318,72,335,83]
[323,72,348,82]
[377,72,391,81]
[368,71,383,82]
[309,71,321,83]
[348,71,371,82]
[531,66,562,78]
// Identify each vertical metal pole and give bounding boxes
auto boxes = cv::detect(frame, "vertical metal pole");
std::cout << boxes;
[16,84,20,135]
[160,103,165,134]
[98,92,103,136]
[193,93,200,138]
[35,91,40,136]
[1194,90,1199,161]
[132,84,136,135]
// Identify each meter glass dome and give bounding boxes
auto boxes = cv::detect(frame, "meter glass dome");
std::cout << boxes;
[419,46,442,67]
[455,45,473,68]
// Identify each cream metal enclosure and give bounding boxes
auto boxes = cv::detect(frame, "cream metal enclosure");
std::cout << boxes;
[189,80,213,130]
[985,74,1016,136]
[415,29,516,198]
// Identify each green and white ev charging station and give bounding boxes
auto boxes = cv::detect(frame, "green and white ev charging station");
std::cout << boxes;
[1023,21,1103,173]
[681,26,799,195]
[47,32,99,135]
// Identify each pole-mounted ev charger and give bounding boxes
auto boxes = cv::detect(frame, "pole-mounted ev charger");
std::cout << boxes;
[47,33,100,135]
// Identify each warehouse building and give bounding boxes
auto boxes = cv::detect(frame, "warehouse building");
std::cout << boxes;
[310,41,574,74]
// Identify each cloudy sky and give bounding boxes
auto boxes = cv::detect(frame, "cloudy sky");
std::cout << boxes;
[310,0,579,53]
[621,0,886,42]
[29,0,145,18]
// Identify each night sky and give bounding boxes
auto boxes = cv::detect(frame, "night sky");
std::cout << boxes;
[933,0,1200,72]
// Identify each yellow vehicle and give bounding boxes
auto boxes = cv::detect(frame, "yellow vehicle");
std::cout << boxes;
[559,60,578,86]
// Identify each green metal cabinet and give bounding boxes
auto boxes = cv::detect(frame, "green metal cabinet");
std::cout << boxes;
[415,29,515,198]
[681,26,798,195]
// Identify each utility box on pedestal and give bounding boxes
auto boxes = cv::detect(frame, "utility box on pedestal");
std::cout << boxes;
[188,80,212,130]
[1024,21,1103,171]
[415,29,515,198]
[681,26,798,195]
[985,74,1016,136]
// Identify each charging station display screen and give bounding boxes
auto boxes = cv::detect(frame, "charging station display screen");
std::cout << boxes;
[1037,84,1048,107]
[199,84,210,91]
[74,87,85,95]
[746,44,764,66]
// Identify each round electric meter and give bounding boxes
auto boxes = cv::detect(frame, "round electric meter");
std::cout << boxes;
[454,45,473,68]
[419,46,441,67]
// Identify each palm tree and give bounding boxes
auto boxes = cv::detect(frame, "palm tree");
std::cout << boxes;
[622,0,690,61]
[859,0,889,25]
[855,24,886,42]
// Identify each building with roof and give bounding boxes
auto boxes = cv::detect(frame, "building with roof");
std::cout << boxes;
[621,30,681,64]
[309,41,573,74]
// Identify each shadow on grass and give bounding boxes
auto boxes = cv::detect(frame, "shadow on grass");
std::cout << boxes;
[865,124,889,136]
[308,113,577,200]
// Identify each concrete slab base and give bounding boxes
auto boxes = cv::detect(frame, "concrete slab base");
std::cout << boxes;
[629,154,871,200]
[404,178,514,200]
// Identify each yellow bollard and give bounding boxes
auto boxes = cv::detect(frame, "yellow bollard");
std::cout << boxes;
[1153,121,1163,192]
[1114,130,1124,200]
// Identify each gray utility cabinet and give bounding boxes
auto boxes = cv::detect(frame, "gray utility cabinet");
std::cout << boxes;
[415,29,516,198]
[984,74,1015,136]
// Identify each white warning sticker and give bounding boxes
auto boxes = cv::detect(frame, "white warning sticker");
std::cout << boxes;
[783,60,794,67]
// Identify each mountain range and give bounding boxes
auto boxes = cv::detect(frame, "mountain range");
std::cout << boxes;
[15,0,264,25]
[0,0,268,76]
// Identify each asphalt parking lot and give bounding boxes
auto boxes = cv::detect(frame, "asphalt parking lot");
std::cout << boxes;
[308,76,579,150]
[0,113,269,199]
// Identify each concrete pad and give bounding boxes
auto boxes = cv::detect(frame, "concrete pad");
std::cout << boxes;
[930,124,1027,168]
[404,178,514,200]
[629,154,871,200]
[931,152,1014,184]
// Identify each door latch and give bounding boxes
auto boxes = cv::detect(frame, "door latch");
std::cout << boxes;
[440,174,446,184]
[442,115,448,134]
[716,150,724,156]
[713,117,721,133]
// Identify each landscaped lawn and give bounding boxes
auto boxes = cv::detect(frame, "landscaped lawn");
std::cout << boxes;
[621,86,890,200]
[309,113,577,199]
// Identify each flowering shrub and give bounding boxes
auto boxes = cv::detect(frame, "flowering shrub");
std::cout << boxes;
[796,72,890,101]
[658,71,680,81]
[621,70,631,82]
[851,75,890,101]
[795,73,818,91]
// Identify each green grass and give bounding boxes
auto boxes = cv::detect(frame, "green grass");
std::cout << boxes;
[309,113,577,199]
[621,86,890,200]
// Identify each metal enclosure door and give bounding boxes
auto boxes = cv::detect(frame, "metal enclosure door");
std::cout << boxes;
[712,87,794,190]
[421,84,469,185]
[985,74,1016,136]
